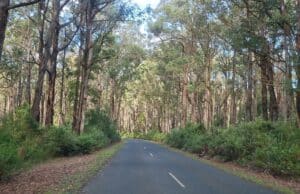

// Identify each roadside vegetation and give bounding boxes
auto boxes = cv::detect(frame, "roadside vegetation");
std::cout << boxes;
[0,0,300,192]
[122,121,300,178]
[0,106,120,179]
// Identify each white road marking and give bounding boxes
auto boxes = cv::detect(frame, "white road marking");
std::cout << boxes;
[144,147,146,150]
[168,172,185,188]
[149,152,154,157]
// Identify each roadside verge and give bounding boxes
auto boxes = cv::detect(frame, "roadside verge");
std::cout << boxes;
[0,142,123,194]
[149,140,299,194]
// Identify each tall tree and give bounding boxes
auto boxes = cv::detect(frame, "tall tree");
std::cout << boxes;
[0,0,40,60]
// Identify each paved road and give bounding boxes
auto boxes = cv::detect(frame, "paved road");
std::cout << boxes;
[82,139,278,194]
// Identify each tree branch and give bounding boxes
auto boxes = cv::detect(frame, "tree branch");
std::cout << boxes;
[7,0,41,10]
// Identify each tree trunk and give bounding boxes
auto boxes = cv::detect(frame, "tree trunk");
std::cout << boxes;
[45,0,60,126]
[26,46,32,105]
[31,63,46,122]
[245,53,253,121]
[230,55,237,125]
[72,1,94,133]
[267,61,279,121]
[110,79,116,120]
[0,0,9,60]
[59,48,66,125]
[260,56,268,120]
[45,69,56,125]
[17,70,23,106]
[204,54,213,129]
[181,64,188,127]
[295,0,300,126]
[0,0,41,61]
[280,0,293,121]
[31,0,46,122]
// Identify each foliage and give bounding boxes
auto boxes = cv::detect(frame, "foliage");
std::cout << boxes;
[0,136,21,179]
[163,121,300,177]
[0,106,47,179]
[85,108,120,143]
[165,123,206,150]
[0,107,120,179]
[46,126,111,156]
[121,130,166,143]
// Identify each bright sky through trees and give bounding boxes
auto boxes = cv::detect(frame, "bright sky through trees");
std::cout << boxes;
[131,0,160,8]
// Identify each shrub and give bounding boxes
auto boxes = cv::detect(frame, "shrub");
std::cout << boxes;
[165,129,186,149]
[77,130,109,154]
[165,120,300,177]
[46,126,79,156]
[85,109,120,143]
[0,138,21,179]
[165,123,206,150]
[253,144,300,176]
[149,130,166,142]
[0,106,48,179]
[0,107,120,179]
[183,134,209,154]
[46,125,112,156]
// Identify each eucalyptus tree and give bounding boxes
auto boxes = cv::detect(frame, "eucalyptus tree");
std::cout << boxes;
[31,0,76,125]
[149,0,220,129]
[72,0,135,134]
[0,0,40,60]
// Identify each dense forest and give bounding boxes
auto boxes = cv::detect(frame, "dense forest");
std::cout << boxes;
[0,0,299,184]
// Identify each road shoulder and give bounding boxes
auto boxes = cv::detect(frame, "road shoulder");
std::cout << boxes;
[0,142,124,194]
[150,140,299,194]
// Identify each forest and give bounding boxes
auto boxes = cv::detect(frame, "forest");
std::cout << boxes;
[0,0,299,189]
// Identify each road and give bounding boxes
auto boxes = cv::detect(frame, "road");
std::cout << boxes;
[82,139,278,194]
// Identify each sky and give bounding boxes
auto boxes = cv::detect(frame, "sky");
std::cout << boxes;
[131,0,160,9]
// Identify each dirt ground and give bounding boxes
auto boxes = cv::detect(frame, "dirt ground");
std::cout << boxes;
[0,154,96,194]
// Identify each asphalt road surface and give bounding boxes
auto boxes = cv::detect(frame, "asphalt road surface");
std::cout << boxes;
[82,139,278,194]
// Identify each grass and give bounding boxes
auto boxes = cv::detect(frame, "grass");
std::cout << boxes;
[45,142,124,194]
[156,141,296,194]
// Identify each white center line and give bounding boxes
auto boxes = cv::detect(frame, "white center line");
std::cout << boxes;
[168,172,185,188]
[149,152,154,157]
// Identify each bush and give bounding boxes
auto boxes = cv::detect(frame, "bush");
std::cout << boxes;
[0,141,21,179]
[120,130,166,142]
[164,120,300,177]
[85,109,120,143]
[253,144,300,176]
[77,130,109,154]
[165,123,206,150]
[46,126,79,156]
[0,106,48,179]
[0,107,120,179]
[46,126,111,156]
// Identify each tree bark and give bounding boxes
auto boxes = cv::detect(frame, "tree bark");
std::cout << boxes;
[245,52,253,121]
[0,0,9,60]
[267,61,279,121]
[25,45,32,105]
[59,47,66,125]
[296,0,300,126]
[260,55,269,120]
[31,0,47,122]
[45,0,60,126]
[181,64,188,127]
[230,55,237,125]
[280,0,293,121]
[31,62,47,122]
[72,0,94,134]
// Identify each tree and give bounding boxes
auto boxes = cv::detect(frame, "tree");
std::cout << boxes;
[0,0,40,60]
